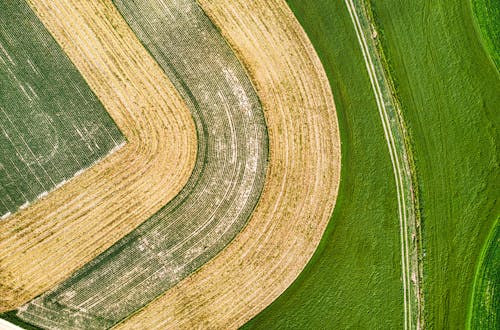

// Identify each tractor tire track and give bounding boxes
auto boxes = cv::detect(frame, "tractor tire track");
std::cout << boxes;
[345,1,421,329]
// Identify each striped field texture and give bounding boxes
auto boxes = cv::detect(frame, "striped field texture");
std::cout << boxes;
[17,0,268,328]
[114,0,340,328]
[0,0,196,312]
[469,221,499,329]
[0,0,124,218]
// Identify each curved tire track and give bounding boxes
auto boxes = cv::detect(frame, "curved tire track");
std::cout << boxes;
[345,1,421,329]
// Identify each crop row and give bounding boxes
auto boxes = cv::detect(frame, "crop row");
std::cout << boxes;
[0,0,197,312]
[115,0,341,328]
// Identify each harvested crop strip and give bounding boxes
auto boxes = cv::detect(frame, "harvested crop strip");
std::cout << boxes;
[16,0,268,328]
[0,0,197,311]
[114,0,341,328]
[0,0,124,219]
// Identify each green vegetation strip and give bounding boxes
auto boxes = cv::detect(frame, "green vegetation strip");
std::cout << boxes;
[344,0,422,327]
[0,0,125,218]
[367,0,499,327]
[243,0,405,328]
[468,220,499,329]
[0,312,40,330]
[15,0,268,328]
[471,0,500,70]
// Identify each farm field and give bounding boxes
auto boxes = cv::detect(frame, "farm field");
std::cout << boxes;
[367,0,499,328]
[243,0,406,328]
[0,0,197,311]
[16,0,269,328]
[247,0,499,328]
[0,0,497,328]
[2,0,342,328]
[469,220,499,329]
[0,0,125,218]
[112,0,341,328]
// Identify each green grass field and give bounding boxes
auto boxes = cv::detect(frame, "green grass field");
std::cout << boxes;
[243,0,405,328]
[0,0,125,218]
[245,0,498,328]
[471,0,500,70]
[368,0,499,328]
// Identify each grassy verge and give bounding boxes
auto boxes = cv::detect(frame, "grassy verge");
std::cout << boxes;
[367,0,499,328]
[243,0,404,328]
[471,0,500,70]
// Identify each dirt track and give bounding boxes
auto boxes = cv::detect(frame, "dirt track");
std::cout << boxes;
[0,0,197,311]
[115,0,341,328]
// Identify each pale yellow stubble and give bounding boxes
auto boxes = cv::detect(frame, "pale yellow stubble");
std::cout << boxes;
[115,0,341,328]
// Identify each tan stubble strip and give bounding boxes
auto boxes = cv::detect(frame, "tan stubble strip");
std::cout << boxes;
[115,0,341,328]
[0,0,197,311]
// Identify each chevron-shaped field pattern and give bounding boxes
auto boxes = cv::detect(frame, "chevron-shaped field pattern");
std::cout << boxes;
[2,0,497,329]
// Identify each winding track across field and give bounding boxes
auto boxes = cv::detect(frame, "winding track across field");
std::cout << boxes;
[0,0,197,312]
[114,0,341,328]
[345,0,421,329]
[16,0,268,328]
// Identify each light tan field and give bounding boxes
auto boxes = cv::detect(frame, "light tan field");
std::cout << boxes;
[114,0,341,328]
[0,0,197,311]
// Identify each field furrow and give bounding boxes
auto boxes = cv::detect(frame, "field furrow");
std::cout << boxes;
[0,0,197,311]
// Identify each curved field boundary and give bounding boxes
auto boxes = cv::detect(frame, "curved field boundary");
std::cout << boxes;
[0,0,197,311]
[114,0,341,328]
[470,0,500,71]
[366,0,499,327]
[16,0,268,328]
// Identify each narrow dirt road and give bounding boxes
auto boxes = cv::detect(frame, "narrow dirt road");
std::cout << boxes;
[345,0,422,329]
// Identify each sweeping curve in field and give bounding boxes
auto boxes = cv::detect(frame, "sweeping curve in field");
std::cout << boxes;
[115,0,341,328]
[16,0,268,328]
[0,0,197,311]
